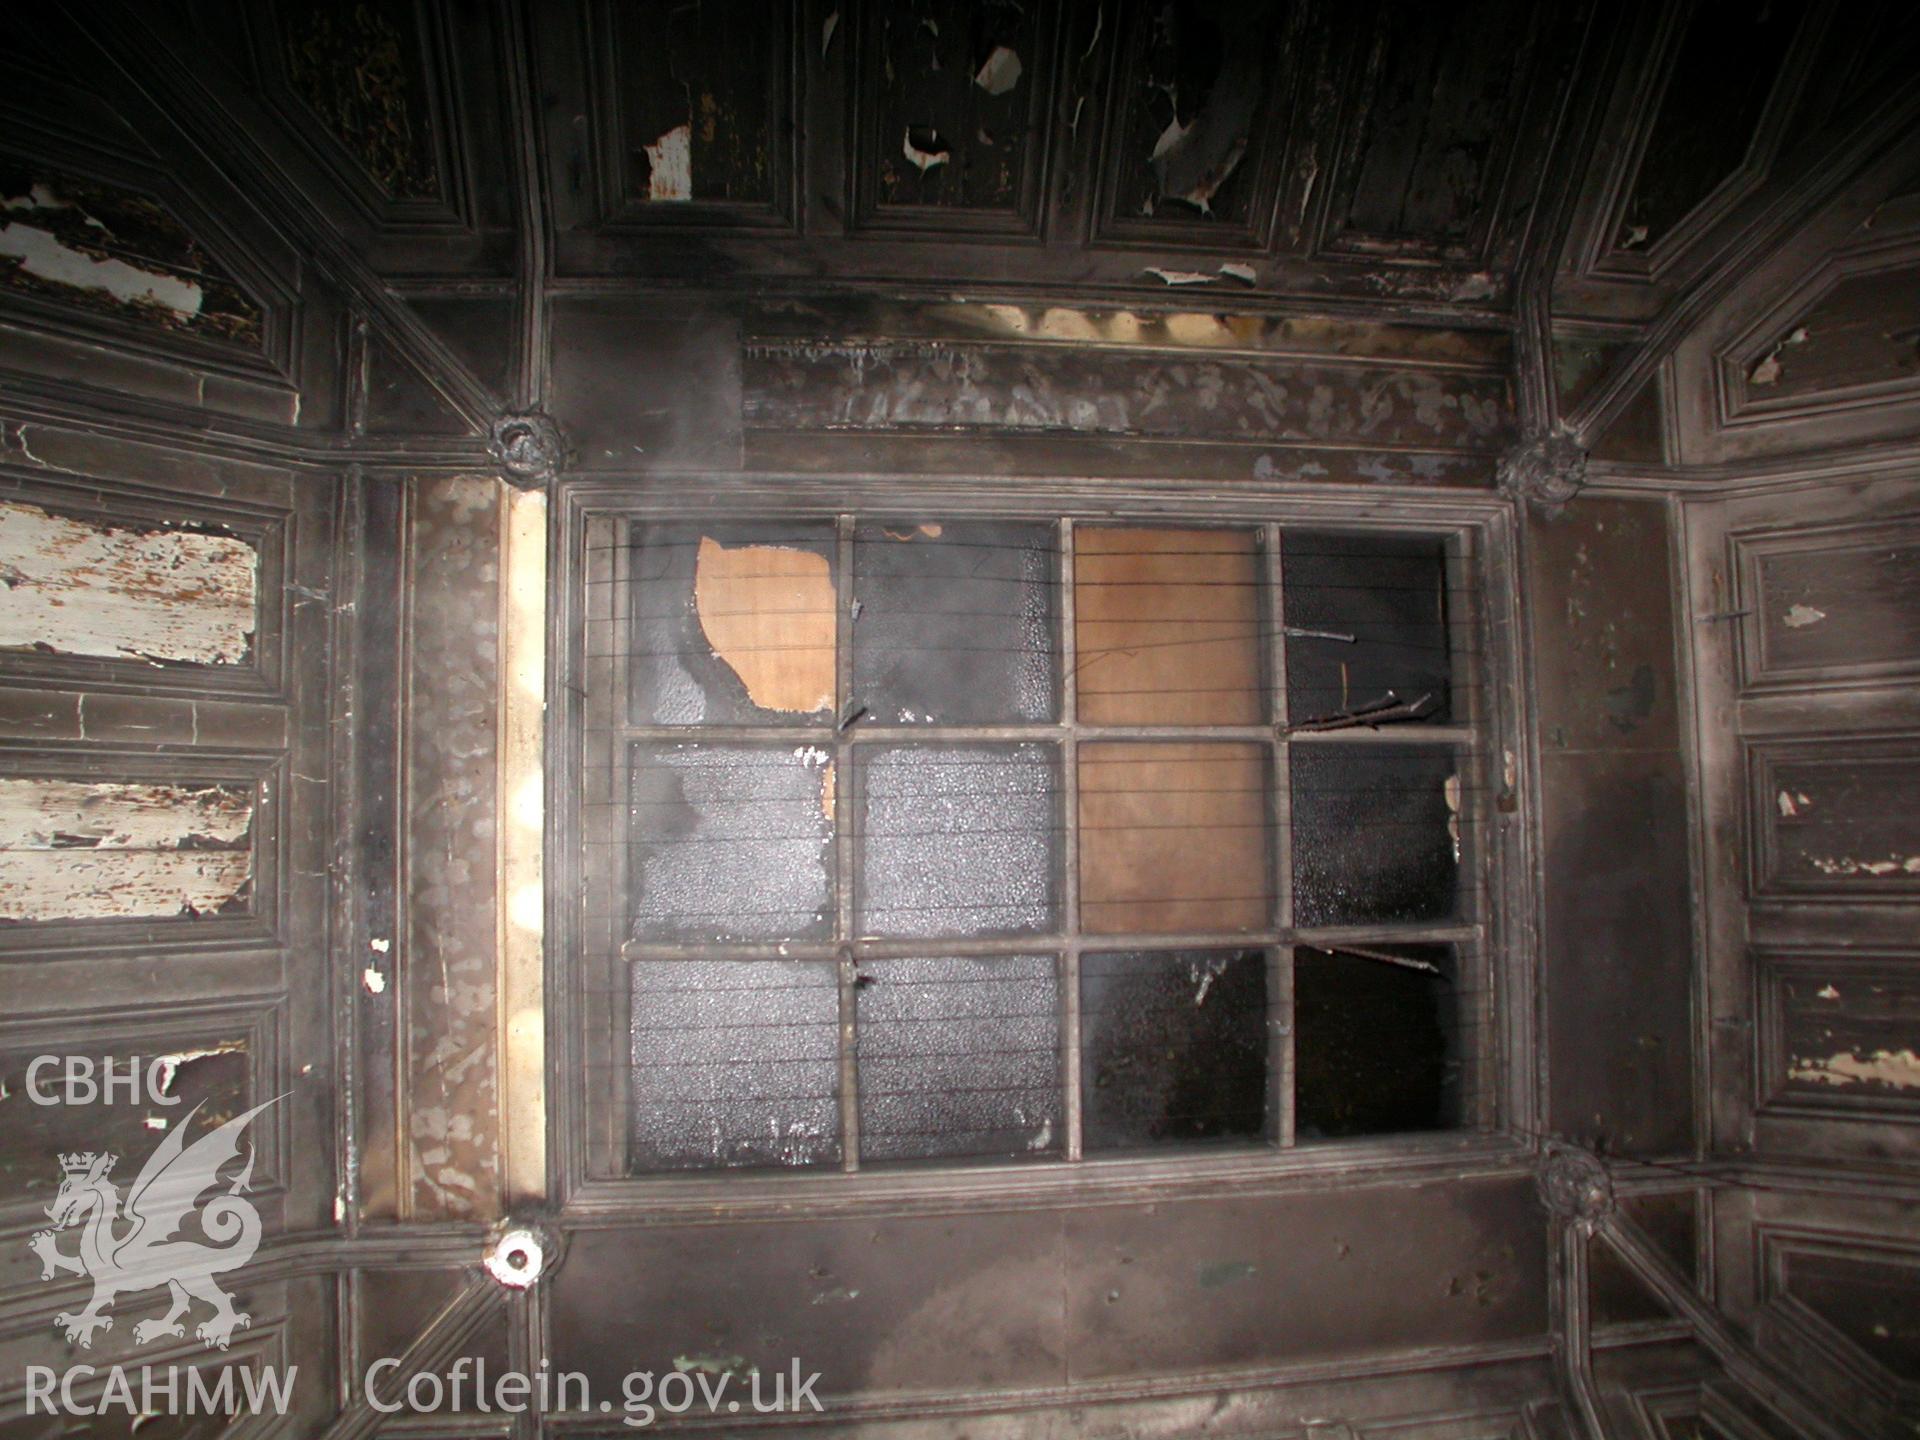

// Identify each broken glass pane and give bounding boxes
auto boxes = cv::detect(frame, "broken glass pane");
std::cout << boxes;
[628,959,840,1172]
[852,521,1057,724]
[1081,949,1269,1150]
[1283,531,1454,727]
[627,743,834,943]
[856,954,1060,1162]
[1079,741,1271,934]
[627,521,837,726]
[855,743,1060,938]
[1291,744,1463,926]
[1075,527,1265,725]
[1294,945,1458,1140]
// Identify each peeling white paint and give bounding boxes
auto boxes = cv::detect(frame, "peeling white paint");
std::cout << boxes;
[644,124,693,202]
[1790,1047,1920,1090]
[0,221,203,319]
[974,45,1023,95]
[0,778,252,922]
[0,501,256,663]
[1778,789,1813,816]
[362,966,388,995]
[903,128,949,173]
[1816,985,1841,1000]
[1782,604,1827,629]
[151,1040,246,1096]
[1806,853,1920,877]
[1218,262,1257,285]
[1142,267,1217,285]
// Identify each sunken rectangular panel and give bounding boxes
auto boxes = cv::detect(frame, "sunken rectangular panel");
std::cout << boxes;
[1756,950,1920,1119]
[1317,0,1540,264]
[1291,744,1463,926]
[1079,742,1271,936]
[1090,0,1298,249]
[1736,518,1920,691]
[851,520,1057,725]
[0,994,282,1219]
[1294,944,1458,1141]
[1075,528,1263,726]
[592,0,794,224]
[1283,531,1455,726]
[625,743,834,944]
[626,521,837,726]
[0,481,290,701]
[854,744,1059,939]
[1081,949,1269,1151]
[0,745,283,956]
[849,1,1059,237]
[1749,737,1920,900]
[627,959,839,1172]
[855,955,1060,1162]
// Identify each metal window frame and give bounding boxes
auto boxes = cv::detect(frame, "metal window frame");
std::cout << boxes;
[547,474,1538,1222]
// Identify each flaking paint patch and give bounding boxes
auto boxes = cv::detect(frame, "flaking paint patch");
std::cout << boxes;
[0,502,256,663]
[150,1040,247,1097]
[1805,853,1920,877]
[1782,604,1827,629]
[0,221,203,319]
[644,125,693,201]
[0,777,252,922]
[694,537,835,714]
[1790,1048,1920,1090]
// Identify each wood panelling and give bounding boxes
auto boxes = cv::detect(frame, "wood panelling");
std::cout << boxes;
[1756,949,1920,1119]
[847,0,1059,237]
[0,742,283,955]
[1747,735,1920,900]
[1734,516,1920,692]
[0,470,290,700]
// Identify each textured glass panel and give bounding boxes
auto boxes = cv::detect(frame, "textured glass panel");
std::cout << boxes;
[1291,744,1462,926]
[1075,528,1264,725]
[856,955,1060,1161]
[1079,742,1271,934]
[852,521,1057,724]
[627,743,833,943]
[1294,945,1457,1140]
[1081,949,1268,1150]
[1284,532,1453,726]
[628,960,839,1172]
[628,521,837,726]
[855,744,1059,938]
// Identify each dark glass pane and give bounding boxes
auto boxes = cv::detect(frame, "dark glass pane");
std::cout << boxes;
[1291,744,1462,925]
[628,960,839,1172]
[1283,531,1453,726]
[627,521,837,726]
[627,743,833,943]
[855,744,1059,938]
[1081,949,1268,1150]
[1294,945,1457,1140]
[852,521,1057,724]
[856,955,1060,1162]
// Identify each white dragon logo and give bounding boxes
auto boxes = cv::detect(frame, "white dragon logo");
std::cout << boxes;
[26,1097,279,1351]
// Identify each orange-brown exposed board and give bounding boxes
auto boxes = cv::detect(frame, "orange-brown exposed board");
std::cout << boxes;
[1079,741,1270,936]
[1075,528,1263,726]
[693,537,835,715]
